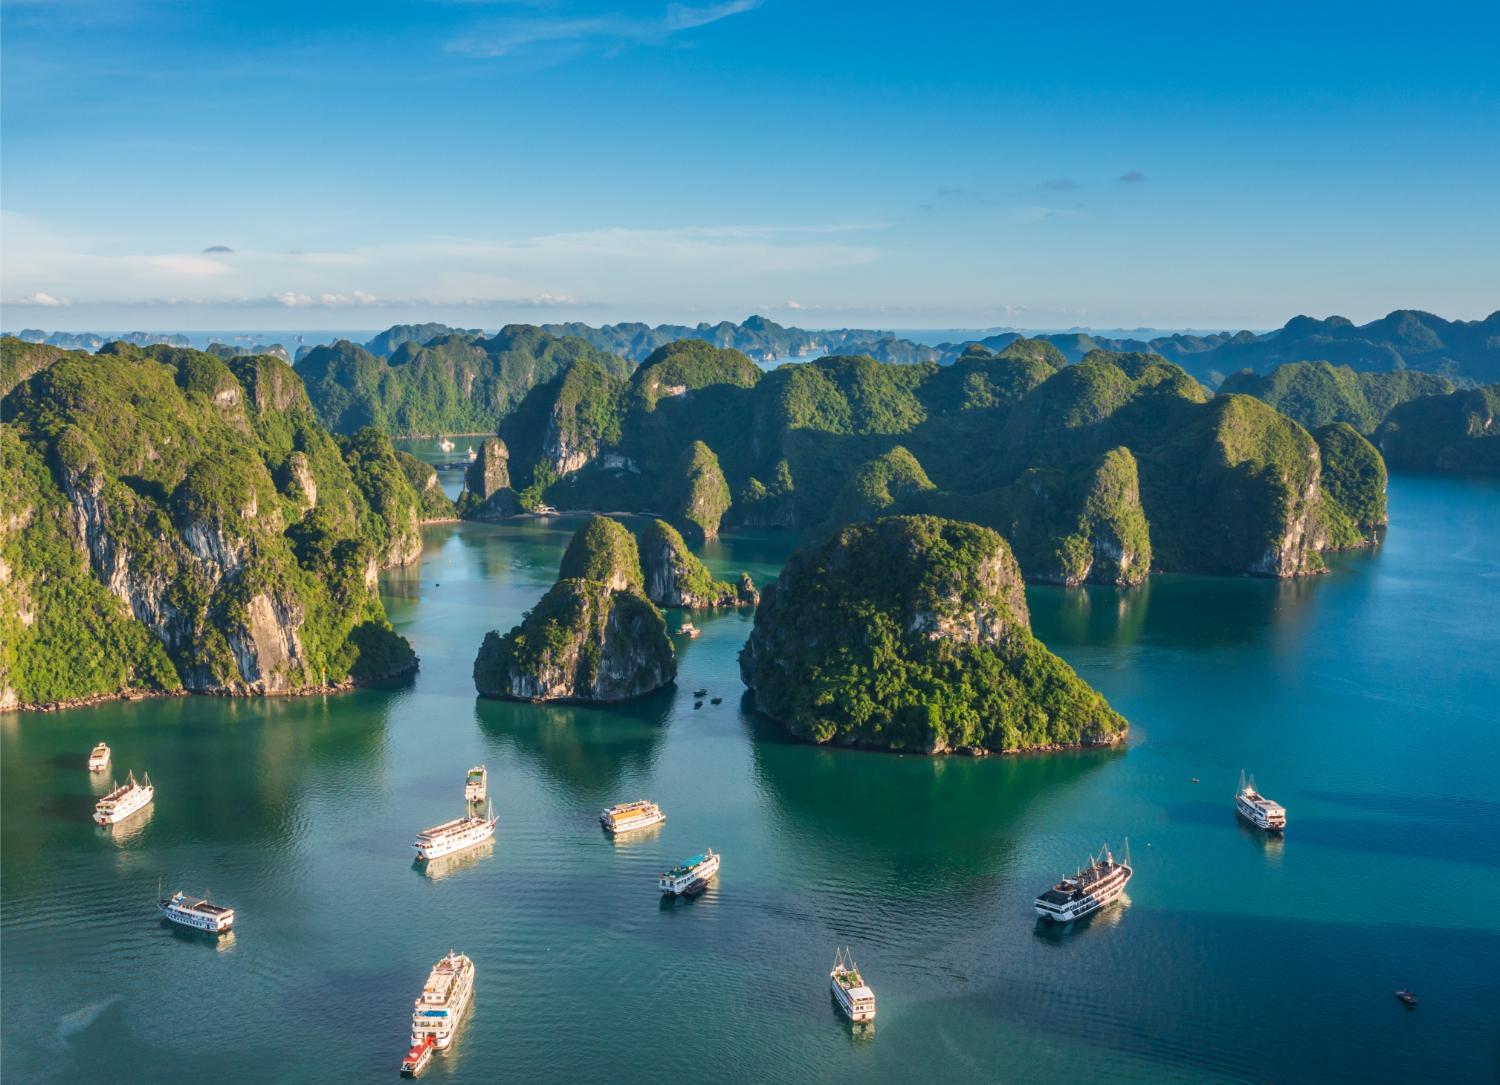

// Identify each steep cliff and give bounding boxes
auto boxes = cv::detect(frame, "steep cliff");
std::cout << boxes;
[637,519,743,608]
[1,344,419,710]
[1375,385,1500,475]
[657,440,731,542]
[739,516,1126,753]
[458,437,518,517]
[473,518,674,702]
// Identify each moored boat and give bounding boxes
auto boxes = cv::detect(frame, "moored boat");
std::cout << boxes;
[438,438,455,452]
[414,802,497,861]
[399,1036,435,1077]
[830,947,876,1022]
[679,621,700,639]
[659,849,719,896]
[158,887,235,933]
[87,743,111,772]
[1235,771,1287,831]
[409,951,475,1053]
[463,765,487,804]
[93,771,154,825]
[600,799,665,835]
[533,503,558,516]
[1034,840,1133,923]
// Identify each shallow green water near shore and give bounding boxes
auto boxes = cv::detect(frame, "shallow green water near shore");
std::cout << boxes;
[3,475,1498,1083]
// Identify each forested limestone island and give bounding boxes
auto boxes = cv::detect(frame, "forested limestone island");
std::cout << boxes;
[496,339,1389,582]
[739,515,1127,754]
[0,337,454,711]
[294,324,631,436]
[472,516,676,702]
[1374,384,1500,475]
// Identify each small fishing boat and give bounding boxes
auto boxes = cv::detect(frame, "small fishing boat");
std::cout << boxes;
[1395,989,1418,1006]
[88,743,111,772]
[659,849,720,896]
[679,622,700,639]
[693,688,708,697]
[693,701,703,709]
[463,765,487,804]
[709,697,722,705]
[830,947,877,1023]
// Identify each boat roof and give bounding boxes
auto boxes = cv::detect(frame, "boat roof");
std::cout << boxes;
[664,853,708,876]
[846,985,874,1000]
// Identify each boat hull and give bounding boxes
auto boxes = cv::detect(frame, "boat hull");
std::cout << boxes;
[1034,869,1132,923]
[414,819,496,861]
[93,788,154,825]
[158,904,234,933]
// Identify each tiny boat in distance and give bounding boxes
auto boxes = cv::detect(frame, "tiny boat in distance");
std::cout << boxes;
[679,621,701,639]
[1395,989,1418,1007]
[830,947,876,1022]
[405,951,475,1068]
[600,799,665,835]
[659,849,719,896]
[1034,840,1133,923]
[399,1036,435,1078]
[1236,771,1287,831]
[465,446,477,461]
[438,438,455,452]
[692,688,708,697]
[94,771,154,825]
[533,503,558,516]
[158,887,235,933]
[414,801,497,861]
[463,765,487,804]
[88,743,111,772]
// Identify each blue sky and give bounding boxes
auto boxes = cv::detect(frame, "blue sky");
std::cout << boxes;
[2,0,1497,331]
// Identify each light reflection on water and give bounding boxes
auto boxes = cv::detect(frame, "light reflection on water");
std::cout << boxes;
[2,477,1498,1084]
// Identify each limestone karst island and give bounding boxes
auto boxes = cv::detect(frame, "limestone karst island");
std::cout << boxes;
[2,3,1496,1084]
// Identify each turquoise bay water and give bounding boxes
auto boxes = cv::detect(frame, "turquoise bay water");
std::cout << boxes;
[3,475,1497,1084]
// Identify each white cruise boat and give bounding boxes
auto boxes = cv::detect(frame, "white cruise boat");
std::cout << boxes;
[678,620,701,639]
[1034,841,1132,923]
[408,951,475,1054]
[659,849,719,896]
[88,743,111,772]
[158,888,235,933]
[830,947,876,1023]
[437,438,455,452]
[1236,771,1287,831]
[414,802,497,861]
[463,765,487,804]
[465,446,477,461]
[93,771,154,825]
[600,799,665,835]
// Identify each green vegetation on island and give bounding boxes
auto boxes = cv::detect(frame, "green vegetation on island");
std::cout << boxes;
[494,342,1383,581]
[1,343,425,710]
[636,519,752,608]
[1219,361,1456,435]
[1375,384,1500,475]
[473,515,675,701]
[739,515,1127,753]
[296,324,631,436]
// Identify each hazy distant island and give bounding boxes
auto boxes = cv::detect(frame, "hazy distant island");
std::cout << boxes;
[0,338,453,711]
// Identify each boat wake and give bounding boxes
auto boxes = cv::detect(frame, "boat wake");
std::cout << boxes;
[57,996,121,1047]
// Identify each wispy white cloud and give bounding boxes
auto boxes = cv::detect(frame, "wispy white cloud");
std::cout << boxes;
[448,0,760,59]
[0,212,883,313]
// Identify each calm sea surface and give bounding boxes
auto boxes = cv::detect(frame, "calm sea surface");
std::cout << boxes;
[3,474,1498,1084]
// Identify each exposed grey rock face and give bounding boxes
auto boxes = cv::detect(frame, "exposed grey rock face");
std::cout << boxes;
[636,519,742,609]
[472,578,675,702]
[463,437,518,516]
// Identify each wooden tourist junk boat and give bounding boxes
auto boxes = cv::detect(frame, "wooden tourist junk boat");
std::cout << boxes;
[1235,771,1287,831]
[1034,840,1133,923]
[93,771,154,825]
[830,947,877,1023]
[400,951,475,1076]
[463,765,487,804]
[600,799,666,835]
[659,849,720,896]
[414,802,497,861]
[158,885,235,934]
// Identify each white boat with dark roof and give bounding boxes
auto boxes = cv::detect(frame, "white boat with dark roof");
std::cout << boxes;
[93,771,154,825]
[414,801,497,861]
[659,849,719,896]
[1235,771,1287,831]
[87,743,111,772]
[158,886,235,933]
[830,947,877,1023]
[1034,840,1133,923]
[600,799,665,835]
[463,765,487,804]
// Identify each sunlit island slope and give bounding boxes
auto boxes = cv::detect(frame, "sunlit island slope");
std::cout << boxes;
[0,341,446,710]
[473,516,676,702]
[740,515,1126,754]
